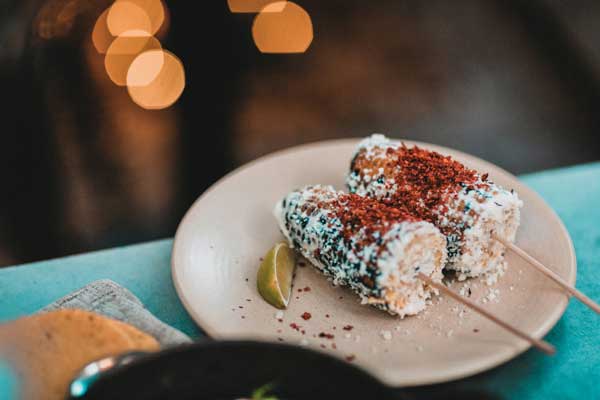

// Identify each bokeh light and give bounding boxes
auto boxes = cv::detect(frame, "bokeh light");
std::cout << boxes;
[126,0,165,34]
[252,2,313,53]
[90,0,182,109]
[126,50,164,87]
[107,1,152,37]
[127,50,185,110]
[107,0,165,36]
[104,32,162,86]
[228,0,287,13]
[91,9,114,54]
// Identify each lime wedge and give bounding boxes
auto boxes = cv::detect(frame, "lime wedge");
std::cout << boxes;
[257,242,296,309]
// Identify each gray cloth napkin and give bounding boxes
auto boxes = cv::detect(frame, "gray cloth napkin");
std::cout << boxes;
[41,279,191,347]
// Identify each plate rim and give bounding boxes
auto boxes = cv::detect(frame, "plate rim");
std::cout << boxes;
[172,138,576,386]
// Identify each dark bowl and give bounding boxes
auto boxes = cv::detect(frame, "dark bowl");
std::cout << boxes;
[73,340,398,399]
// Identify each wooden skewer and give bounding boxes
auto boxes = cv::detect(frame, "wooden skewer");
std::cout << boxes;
[418,273,556,355]
[493,234,600,314]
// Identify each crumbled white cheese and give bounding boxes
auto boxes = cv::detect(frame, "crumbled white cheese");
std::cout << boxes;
[481,288,500,304]
[380,330,392,340]
[275,311,284,320]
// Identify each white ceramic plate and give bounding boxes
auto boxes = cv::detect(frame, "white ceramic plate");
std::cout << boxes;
[172,139,575,386]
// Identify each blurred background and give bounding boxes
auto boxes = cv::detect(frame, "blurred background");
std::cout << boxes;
[0,0,599,267]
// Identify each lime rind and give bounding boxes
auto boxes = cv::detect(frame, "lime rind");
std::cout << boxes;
[257,242,296,309]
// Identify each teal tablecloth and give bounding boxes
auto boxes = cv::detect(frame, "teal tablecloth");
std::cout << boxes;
[1,162,599,399]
